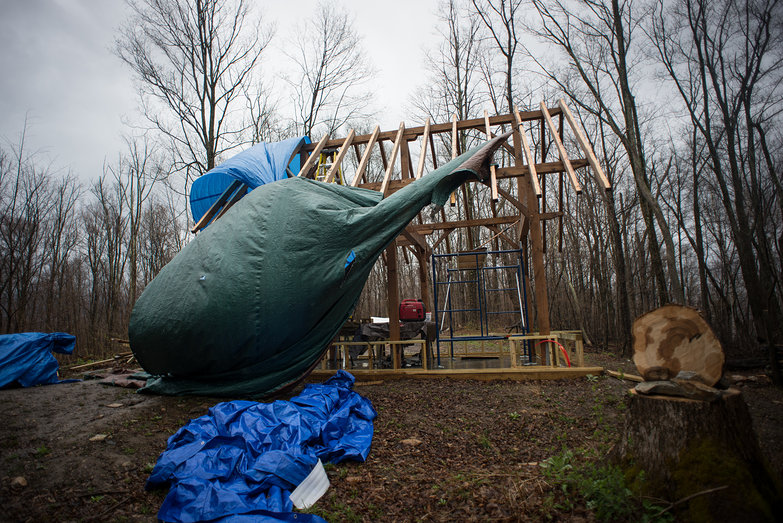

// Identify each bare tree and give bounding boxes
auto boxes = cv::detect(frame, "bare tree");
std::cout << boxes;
[525,0,684,306]
[285,2,375,137]
[652,0,783,382]
[471,0,523,112]
[107,135,168,307]
[0,125,53,332]
[116,0,273,182]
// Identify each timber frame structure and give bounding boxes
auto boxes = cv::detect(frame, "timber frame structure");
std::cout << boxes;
[194,99,611,378]
[296,100,610,359]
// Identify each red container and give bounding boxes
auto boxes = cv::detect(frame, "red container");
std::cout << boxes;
[399,299,425,322]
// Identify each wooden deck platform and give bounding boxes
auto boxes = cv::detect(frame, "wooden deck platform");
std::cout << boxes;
[308,366,604,382]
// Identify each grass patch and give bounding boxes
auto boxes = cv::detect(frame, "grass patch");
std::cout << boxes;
[540,449,671,522]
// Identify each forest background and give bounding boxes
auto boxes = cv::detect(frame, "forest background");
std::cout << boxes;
[1,0,780,382]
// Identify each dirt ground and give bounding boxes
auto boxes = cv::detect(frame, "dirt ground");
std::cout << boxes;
[1,349,781,522]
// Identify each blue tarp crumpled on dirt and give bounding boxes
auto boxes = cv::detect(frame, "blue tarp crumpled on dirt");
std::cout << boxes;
[146,370,376,523]
[0,332,77,388]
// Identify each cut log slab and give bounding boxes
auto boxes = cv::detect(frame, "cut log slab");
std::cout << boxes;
[632,304,724,385]
[615,389,783,521]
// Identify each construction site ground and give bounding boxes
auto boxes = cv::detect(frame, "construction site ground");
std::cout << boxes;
[1,348,781,522]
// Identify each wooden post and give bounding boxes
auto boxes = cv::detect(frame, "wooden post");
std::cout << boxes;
[386,243,401,369]
[514,108,551,345]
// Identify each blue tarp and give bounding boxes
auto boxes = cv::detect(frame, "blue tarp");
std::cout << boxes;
[146,371,376,523]
[0,332,76,388]
[189,136,310,224]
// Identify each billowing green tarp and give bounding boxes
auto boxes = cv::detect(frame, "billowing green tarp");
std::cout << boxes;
[129,134,508,397]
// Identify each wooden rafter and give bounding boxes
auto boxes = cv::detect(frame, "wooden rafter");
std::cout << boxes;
[558,99,611,191]
[297,134,329,177]
[540,102,581,194]
[380,122,405,196]
[483,110,499,201]
[514,107,542,198]
[415,118,431,179]
[324,129,354,184]
[353,125,380,187]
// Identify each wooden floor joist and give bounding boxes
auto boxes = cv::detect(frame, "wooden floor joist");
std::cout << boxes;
[309,366,604,382]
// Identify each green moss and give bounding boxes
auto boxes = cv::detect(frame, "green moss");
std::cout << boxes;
[672,437,780,522]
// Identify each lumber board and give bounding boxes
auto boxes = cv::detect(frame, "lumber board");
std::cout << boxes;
[296,133,329,177]
[308,366,604,382]
[380,122,405,196]
[324,129,354,184]
[514,108,542,198]
[558,99,612,191]
[190,179,244,233]
[415,118,431,179]
[540,102,581,194]
[484,110,499,201]
[353,125,380,187]
[605,369,644,382]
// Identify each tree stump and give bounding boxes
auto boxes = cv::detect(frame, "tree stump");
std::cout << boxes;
[616,388,782,521]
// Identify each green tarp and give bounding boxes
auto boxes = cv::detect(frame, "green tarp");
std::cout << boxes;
[129,134,508,397]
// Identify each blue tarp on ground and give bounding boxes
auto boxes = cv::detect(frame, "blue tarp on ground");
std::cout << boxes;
[0,332,76,388]
[146,371,376,523]
[189,136,310,225]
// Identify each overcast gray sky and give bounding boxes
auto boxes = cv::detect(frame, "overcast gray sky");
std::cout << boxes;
[0,0,439,183]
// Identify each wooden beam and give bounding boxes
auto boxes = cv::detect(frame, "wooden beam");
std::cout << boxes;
[380,122,405,196]
[353,125,380,187]
[400,137,412,179]
[191,179,244,233]
[484,110,499,201]
[357,159,588,193]
[540,101,581,194]
[298,107,563,152]
[213,184,247,222]
[386,244,401,367]
[429,131,438,169]
[431,228,455,250]
[450,114,458,205]
[297,134,329,177]
[558,99,611,191]
[401,228,429,252]
[409,215,520,235]
[513,108,542,198]
[496,185,529,217]
[378,140,389,171]
[415,118,431,179]
[324,129,354,184]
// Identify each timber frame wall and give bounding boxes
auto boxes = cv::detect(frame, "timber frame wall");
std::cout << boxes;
[295,100,611,346]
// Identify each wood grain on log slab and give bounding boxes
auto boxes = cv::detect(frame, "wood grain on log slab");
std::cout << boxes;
[632,304,724,386]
